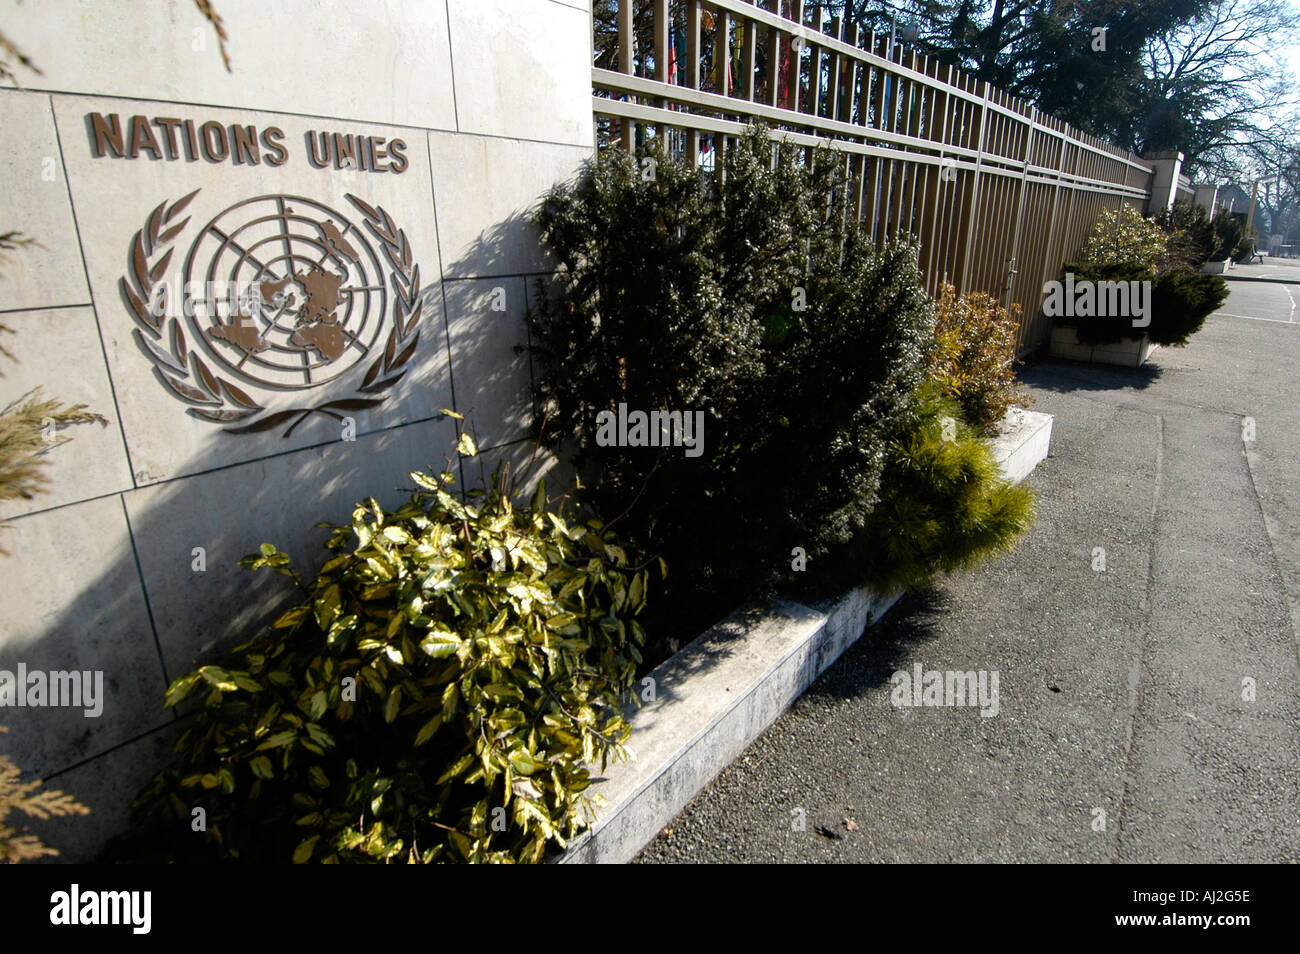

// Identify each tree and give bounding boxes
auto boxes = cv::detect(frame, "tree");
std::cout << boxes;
[1133,0,1298,176]
[820,1,1210,120]
[793,2,1295,178]
[1227,132,1300,243]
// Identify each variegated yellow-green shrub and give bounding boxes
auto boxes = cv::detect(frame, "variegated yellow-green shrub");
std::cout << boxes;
[928,282,1029,434]
[130,434,656,864]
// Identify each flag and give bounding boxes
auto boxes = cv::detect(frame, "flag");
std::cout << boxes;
[733,18,743,93]
[778,2,793,107]
[668,26,678,87]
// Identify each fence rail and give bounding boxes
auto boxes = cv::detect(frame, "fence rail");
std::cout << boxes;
[592,0,1156,352]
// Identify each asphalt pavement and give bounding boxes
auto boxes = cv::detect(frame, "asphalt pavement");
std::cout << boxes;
[637,261,1300,864]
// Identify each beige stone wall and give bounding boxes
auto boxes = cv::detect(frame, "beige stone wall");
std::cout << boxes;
[0,0,591,859]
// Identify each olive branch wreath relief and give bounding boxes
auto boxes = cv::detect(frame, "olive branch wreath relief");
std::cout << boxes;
[120,190,423,438]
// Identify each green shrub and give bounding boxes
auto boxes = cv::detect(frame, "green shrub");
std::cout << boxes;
[839,382,1037,595]
[528,126,933,639]
[129,437,657,864]
[929,282,1029,433]
[1060,262,1228,346]
[1079,205,1169,272]
[1155,202,1216,271]
[1211,209,1249,263]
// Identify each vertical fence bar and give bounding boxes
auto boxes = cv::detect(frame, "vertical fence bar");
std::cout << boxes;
[845,24,860,126]
[1005,106,1036,316]
[618,0,635,150]
[826,16,842,122]
[807,9,822,117]
[742,13,757,102]
[590,1,1153,311]
[765,9,780,108]
[789,0,804,113]
[686,0,701,163]
[653,0,669,142]
[957,82,990,294]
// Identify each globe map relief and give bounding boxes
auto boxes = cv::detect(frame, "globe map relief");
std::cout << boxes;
[184,196,389,390]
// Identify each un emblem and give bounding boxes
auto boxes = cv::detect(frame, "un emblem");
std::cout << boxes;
[120,190,423,435]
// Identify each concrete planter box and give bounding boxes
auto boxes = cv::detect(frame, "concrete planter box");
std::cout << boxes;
[556,407,1053,864]
[1200,260,1232,274]
[1048,324,1157,368]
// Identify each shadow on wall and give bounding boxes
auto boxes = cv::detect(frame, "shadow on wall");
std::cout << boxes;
[7,204,583,861]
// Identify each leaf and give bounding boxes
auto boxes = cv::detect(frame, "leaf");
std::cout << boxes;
[544,612,579,633]
[511,777,543,800]
[384,686,402,723]
[255,730,297,751]
[509,749,538,776]
[162,673,200,708]
[483,683,524,702]
[419,628,461,658]
[381,526,411,545]
[456,432,477,457]
[197,666,238,692]
[249,756,274,780]
[437,753,475,784]
[414,714,442,746]
[410,471,443,491]
[273,605,309,629]
[293,835,320,863]
[308,690,327,721]
[314,583,342,630]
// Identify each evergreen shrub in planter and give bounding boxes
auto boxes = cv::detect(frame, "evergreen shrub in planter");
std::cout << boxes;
[1211,209,1251,264]
[125,436,656,864]
[1059,262,1228,347]
[841,381,1036,595]
[1052,205,1228,350]
[1156,201,1215,271]
[529,125,1037,641]
[528,127,934,641]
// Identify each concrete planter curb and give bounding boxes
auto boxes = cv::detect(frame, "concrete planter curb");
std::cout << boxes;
[556,408,1053,864]
[1048,325,1157,368]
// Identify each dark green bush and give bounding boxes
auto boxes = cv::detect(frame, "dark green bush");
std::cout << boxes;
[1059,262,1228,346]
[838,381,1036,595]
[1211,209,1250,263]
[1155,202,1215,271]
[527,126,933,640]
[128,437,656,864]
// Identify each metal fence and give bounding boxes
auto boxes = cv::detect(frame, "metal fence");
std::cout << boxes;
[592,0,1156,353]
